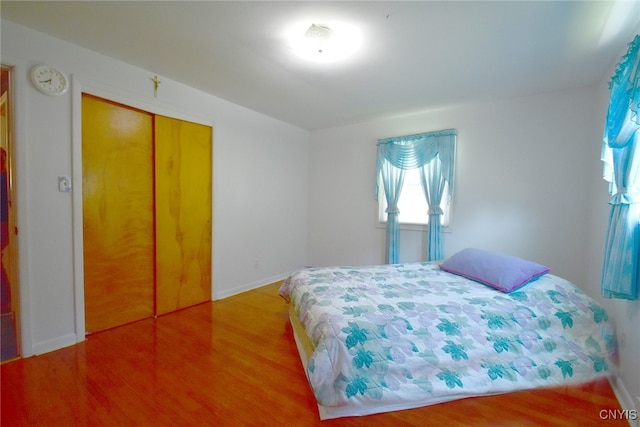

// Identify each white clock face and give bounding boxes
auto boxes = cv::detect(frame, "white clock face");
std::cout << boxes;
[30,65,69,96]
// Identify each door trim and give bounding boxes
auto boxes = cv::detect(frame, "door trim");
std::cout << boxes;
[1,64,20,361]
[71,76,214,342]
[0,58,33,357]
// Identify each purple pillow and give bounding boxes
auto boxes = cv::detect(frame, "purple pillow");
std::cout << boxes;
[439,248,550,292]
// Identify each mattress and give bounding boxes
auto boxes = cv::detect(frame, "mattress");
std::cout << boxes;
[279,262,617,419]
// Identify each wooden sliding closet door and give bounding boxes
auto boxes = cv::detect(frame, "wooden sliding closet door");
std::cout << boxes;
[154,116,212,315]
[82,94,155,333]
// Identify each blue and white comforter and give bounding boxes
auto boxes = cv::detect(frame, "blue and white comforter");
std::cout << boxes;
[279,262,616,415]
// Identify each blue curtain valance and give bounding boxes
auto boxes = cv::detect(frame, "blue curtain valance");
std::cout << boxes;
[376,129,456,199]
[604,35,640,150]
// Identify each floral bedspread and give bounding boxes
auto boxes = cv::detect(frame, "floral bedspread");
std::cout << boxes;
[279,262,616,416]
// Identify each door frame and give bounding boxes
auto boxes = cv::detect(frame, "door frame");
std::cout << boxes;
[71,76,214,342]
[1,64,21,360]
[0,58,32,357]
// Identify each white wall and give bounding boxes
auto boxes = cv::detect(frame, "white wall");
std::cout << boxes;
[1,20,310,356]
[308,87,595,285]
[585,46,640,416]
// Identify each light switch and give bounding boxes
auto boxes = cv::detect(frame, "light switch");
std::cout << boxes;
[58,176,72,192]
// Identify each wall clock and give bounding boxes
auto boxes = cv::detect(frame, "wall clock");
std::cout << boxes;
[30,64,69,96]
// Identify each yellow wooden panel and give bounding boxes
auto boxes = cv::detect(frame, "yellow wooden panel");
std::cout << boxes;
[82,94,154,332]
[155,115,212,315]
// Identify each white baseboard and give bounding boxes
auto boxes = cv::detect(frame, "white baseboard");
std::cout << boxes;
[31,333,78,356]
[213,272,290,300]
[610,375,639,427]
[26,275,292,356]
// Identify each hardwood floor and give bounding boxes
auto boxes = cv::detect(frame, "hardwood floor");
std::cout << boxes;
[1,282,626,426]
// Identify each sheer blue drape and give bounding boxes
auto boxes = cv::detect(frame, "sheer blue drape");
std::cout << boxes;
[376,130,456,263]
[380,160,405,264]
[601,35,640,301]
[420,157,446,260]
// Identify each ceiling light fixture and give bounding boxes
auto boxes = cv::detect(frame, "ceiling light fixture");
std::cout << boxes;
[304,24,333,54]
[287,21,362,64]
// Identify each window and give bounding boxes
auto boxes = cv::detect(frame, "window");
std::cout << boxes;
[378,168,452,227]
[376,129,456,262]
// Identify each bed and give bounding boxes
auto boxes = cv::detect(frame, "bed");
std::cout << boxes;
[278,249,617,419]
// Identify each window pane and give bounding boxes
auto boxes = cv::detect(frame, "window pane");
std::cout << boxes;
[378,168,450,226]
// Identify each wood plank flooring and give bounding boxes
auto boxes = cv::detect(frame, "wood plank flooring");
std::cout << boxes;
[1,282,626,426]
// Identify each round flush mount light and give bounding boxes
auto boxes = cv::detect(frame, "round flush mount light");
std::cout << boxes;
[286,21,362,64]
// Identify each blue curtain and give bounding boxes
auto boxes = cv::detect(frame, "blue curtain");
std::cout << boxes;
[380,159,405,264]
[601,35,640,301]
[376,129,456,263]
[420,157,446,260]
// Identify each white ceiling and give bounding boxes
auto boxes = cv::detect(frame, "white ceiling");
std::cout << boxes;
[2,1,640,130]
